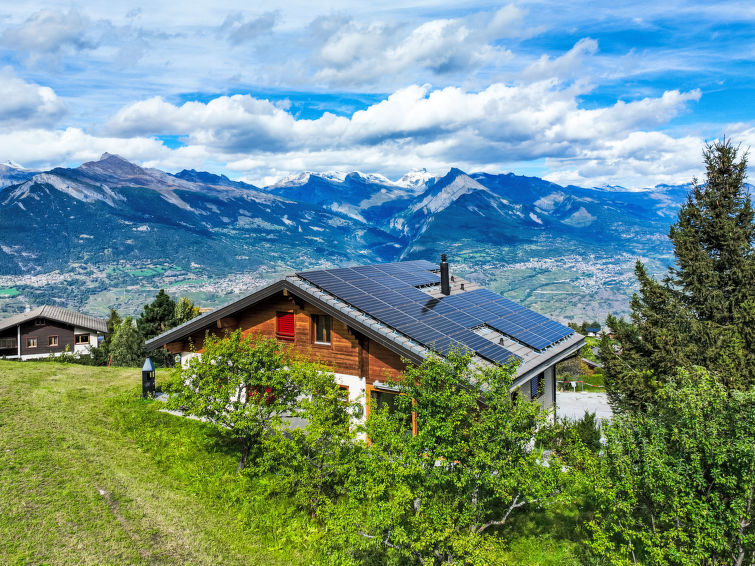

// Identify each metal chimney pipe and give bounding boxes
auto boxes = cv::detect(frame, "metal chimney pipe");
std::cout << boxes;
[440,254,450,295]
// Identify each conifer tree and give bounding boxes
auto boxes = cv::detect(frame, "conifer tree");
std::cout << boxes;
[603,138,754,412]
[137,289,176,339]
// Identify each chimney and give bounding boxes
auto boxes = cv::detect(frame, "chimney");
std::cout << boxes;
[440,254,450,295]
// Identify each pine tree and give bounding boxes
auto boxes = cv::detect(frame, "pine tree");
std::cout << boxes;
[137,289,176,339]
[603,138,754,412]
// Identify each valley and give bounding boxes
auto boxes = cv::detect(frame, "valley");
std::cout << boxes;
[0,154,690,323]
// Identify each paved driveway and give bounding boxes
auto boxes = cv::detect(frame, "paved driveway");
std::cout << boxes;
[556,391,613,422]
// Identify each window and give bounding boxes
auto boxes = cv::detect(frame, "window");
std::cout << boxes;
[337,384,349,402]
[74,334,90,345]
[48,335,58,347]
[276,312,295,341]
[312,314,331,344]
[0,338,16,349]
[368,385,417,436]
[26,337,38,348]
[530,372,545,399]
[35,319,45,326]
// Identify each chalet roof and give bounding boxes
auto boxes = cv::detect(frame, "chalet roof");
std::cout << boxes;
[0,306,108,334]
[145,260,584,385]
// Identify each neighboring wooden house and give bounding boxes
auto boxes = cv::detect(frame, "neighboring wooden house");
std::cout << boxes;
[0,306,107,360]
[146,258,584,416]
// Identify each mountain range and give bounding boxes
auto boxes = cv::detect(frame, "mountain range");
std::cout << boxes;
[0,153,693,322]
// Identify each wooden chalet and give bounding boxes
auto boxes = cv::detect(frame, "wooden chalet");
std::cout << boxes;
[146,258,584,417]
[0,305,108,360]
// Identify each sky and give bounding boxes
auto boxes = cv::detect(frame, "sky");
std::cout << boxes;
[0,1,753,188]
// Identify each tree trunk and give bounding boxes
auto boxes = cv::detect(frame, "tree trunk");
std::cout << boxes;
[237,442,250,472]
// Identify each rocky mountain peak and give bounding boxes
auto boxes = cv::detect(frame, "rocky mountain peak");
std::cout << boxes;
[79,153,147,179]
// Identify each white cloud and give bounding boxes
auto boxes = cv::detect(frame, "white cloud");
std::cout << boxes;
[95,79,710,187]
[105,82,700,158]
[0,127,168,169]
[0,9,98,60]
[543,132,705,188]
[309,13,512,86]
[0,68,65,128]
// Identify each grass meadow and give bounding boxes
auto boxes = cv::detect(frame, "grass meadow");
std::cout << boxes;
[0,360,588,565]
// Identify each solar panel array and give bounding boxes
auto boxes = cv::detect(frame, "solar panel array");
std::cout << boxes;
[296,260,574,364]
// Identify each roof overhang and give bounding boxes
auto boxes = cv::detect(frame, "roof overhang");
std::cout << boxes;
[145,276,583,377]
[145,279,429,364]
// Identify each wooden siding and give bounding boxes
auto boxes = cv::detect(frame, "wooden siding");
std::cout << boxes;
[19,319,75,356]
[165,290,407,381]
[0,327,17,356]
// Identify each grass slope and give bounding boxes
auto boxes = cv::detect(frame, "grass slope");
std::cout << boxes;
[0,361,587,565]
[0,361,310,565]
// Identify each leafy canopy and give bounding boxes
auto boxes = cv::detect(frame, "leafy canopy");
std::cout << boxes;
[589,369,755,565]
[166,330,309,471]
[109,316,146,367]
[321,349,566,565]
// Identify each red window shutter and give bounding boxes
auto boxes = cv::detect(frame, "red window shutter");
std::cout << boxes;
[276,312,295,341]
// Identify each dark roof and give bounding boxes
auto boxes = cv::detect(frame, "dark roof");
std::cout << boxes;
[146,261,579,373]
[0,305,108,334]
[295,261,574,363]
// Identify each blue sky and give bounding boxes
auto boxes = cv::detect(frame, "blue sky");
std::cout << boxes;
[0,1,752,187]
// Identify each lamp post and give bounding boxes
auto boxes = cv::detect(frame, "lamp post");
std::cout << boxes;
[142,357,156,398]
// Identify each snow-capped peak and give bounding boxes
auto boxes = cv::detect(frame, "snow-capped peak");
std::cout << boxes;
[395,168,436,190]
[1,160,28,170]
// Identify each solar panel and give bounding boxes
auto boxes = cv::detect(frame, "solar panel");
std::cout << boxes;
[296,260,572,360]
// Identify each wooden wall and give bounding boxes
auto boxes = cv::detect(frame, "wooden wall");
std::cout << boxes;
[165,290,407,384]
[19,320,75,356]
[0,327,17,356]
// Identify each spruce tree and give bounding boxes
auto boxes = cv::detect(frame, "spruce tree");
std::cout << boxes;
[137,289,177,339]
[603,138,754,412]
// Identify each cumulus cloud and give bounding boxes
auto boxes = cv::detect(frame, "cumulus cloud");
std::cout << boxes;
[1,9,99,61]
[95,79,709,187]
[105,82,700,158]
[219,11,279,45]
[0,68,65,128]
[307,13,511,86]
[0,127,168,169]
[543,132,705,188]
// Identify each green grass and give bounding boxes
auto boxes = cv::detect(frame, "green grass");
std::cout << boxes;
[0,287,19,297]
[0,361,313,565]
[0,361,590,565]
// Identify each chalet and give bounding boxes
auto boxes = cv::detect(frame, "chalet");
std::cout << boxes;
[146,258,584,416]
[0,305,108,360]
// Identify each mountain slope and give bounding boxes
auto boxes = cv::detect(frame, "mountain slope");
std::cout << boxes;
[0,155,698,321]
[0,154,401,276]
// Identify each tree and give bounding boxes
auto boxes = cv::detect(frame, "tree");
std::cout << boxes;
[257,366,363,515]
[174,296,200,327]
[166,330,307,471]
[104,308,122,345]
[109,316,146,367]
[588,369,755,564]
[603,139,755,411]
[137,289,176,340]
[321,350,566,565]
